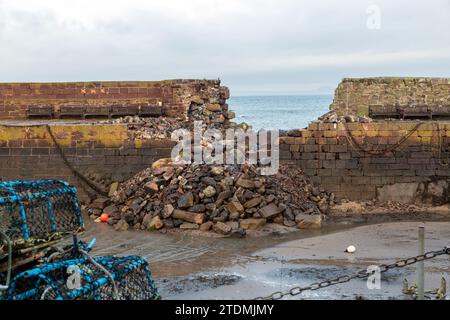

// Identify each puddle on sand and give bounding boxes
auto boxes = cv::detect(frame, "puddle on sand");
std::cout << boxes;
[159,274,242,295]
[75,214,450,299]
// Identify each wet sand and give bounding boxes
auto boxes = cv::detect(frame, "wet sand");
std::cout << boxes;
[76,216,450,300]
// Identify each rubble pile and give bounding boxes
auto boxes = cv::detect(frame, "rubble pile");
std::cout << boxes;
[318,110,373,123]
[101,116,189,139]
[88,161,333,235]
[103,114,250,140]
[185,86,236,126]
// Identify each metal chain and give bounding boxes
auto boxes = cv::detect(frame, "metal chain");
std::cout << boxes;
[254,246,450,300]
[343,122,422,156]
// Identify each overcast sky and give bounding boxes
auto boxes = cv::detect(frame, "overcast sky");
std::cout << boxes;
[0,0,450,95]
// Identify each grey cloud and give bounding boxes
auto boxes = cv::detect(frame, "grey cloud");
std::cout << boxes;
[0,0,449,94]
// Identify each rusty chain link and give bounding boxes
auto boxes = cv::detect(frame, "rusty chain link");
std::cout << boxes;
[254,246,450,300]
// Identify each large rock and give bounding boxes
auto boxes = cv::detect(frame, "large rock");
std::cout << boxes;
[259,203,281,219]
[103,204,119,216]
[240,218,266,230]
[202,186,216,198]
[144,181,159,193]
[147,216,164,230]
[213,221,232,235]
[172,209,205,224]
[190,95,204,105]
[142,214,153,228]
[211,166,224,175]
[114,219,129,231]
[215,191,232,206]
[199,221,214,231]
[226,200,244,214]
[244,197,262,209]
[206,103,222,112]
[236,178,255,189]
[151,158,173,170]
[108,182,119,197]
[296,215,322,229]
[180,223,199,230]
[178,192,194,209]
[91,197,109,209]
[162,204,174,218]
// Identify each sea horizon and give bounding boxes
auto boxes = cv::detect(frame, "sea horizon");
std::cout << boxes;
[228,94,333,130]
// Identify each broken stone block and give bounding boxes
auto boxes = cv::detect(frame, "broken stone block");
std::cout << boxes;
[272,214,284,224]
[239,218,266,230]
[229,212,240,221]
[283,219,297,228]
[162,204,174,218]
[226,200,244,214]
[282,207,295,220]
[114,219,129,231]
[213,221,232,235]
[199,221,214,231]
[236,178,255,189]
[144,181,159,193]
[172,209,205,224]
[296,215,322,229]
[103,204,119,216]
[147,216,163,230]
[177,192,194,209]
[226,111,236,119]
[91,197,109,209]
[133,223,141,230]
[191,95,204,105]
[206,103,222,112]
[244,197,262,209]
[225,221,239,230]
[202,186,216,198]
[180,223,199,230]
[151,158,173,170]
[141,213,153,228]
[211,166,224,175]
[108,182,119,197]
[215,190,232,206]
[258,203,281,219]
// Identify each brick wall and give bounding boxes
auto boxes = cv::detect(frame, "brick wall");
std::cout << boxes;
[0,124,175,200]
[330,77,450,116]
[280,121,450,201]
[0,79,229,119]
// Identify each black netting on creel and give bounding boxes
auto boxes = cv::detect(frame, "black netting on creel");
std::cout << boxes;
[0,180,84,249]
[4,255,160,300]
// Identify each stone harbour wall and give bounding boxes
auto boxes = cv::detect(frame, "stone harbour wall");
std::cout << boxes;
[0,124,175,200]
[0,79,230,120]
[280,121,450,203]
[330,77,450,116]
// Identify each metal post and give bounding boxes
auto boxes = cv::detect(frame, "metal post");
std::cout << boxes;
[417,226,425,300]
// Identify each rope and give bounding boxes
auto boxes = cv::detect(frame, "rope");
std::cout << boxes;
[79,249,120,300]
[344,122,422,156]
[436,123,449,167]
[45,125,107,197]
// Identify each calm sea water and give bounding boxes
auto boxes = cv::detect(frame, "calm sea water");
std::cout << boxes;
[228,95,332,130]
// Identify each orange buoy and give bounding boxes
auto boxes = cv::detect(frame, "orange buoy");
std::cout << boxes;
[100,213,109,223]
